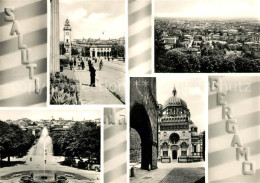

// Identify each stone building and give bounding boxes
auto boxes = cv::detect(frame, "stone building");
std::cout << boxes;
[90,45,112,58]
[130,77,158,170]
[158,87,204,163]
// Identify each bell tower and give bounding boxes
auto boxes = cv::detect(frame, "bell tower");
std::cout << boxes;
[64,18,71,59]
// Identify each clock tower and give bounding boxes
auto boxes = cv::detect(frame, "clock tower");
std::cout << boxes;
[64,18,71,59]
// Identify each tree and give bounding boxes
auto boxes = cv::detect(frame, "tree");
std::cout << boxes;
[71,47,79,55]
[111,44,125,58]
[50,122,100,163]
[160,50,200,72]
[0,121,35,167]
[59,43,66,55]
[235,57,260,72]
[82,47,90,57]
[154,25,166,72]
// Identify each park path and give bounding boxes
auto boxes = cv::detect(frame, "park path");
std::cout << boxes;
[0,128,100,183]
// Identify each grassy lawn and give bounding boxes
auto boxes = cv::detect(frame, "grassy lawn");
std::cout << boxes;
[159,167,205,183]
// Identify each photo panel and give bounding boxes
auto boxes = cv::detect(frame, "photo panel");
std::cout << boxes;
[130,76,206,182]
[0,0,47,106]
[208,76,260,182]
[128,0,152,74]
[0,109,101,182]
[50,0,126,105]
[104,108,127,183]
[154,0,260,73]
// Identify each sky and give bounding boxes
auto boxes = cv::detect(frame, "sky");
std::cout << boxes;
[0,110,101,121]
[155,0,260,19]
[59,0,125,41]
[157,77,206,131]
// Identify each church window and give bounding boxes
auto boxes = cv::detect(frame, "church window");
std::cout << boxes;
[170,133,180,144]
[181,151,187,156]
[163,151,168,157]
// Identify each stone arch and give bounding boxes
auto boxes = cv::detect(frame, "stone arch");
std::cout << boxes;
[130,103,154,170]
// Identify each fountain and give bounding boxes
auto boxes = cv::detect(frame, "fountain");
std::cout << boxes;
[33,127,55,182]
[36,127,53,156]
[7,127,90,183]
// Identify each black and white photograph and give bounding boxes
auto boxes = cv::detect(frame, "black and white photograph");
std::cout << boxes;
[0,0,47,106]
[154,0,260,73]
[208,76,260,183]
[130,77,206,183]
[0,110,101,183]
[50,0,125,105]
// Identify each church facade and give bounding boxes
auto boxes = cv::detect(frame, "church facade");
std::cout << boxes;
[158,87,204,163]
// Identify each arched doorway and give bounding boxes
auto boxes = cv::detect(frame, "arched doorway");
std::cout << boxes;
[130,103,154,170]
[172,150,177,159]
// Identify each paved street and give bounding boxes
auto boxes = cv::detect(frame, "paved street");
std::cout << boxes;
[73,58,125,104]
[0,134,100,183]
[130,161,205,183]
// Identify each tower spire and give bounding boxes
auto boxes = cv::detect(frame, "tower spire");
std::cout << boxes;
[172,85,177,96]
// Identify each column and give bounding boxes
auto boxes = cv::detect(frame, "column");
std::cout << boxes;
[50,0,60,73]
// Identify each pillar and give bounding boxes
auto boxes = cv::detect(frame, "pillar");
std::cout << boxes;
[50,0,60,73]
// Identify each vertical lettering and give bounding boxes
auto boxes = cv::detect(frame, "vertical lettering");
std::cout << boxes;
[26,64,37,79]
[217,92,227,105]
[231,134,243,147]
[226,119,237,134]
[222,105,232,119]
[35,78,40,94]
[21,49,29,64]
[18,35,27,49]
[236,147,250,161]
[4,8,15,21]
[242,161,255,175]
[209,77,220,92]
[10,21,20,35]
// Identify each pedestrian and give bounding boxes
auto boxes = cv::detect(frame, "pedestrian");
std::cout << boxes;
[69,60,73,70]
[89,64,96,87]
[81,60,85,70]
[88,60,91,71]
[99,60,103,70]
[74,57,76,66]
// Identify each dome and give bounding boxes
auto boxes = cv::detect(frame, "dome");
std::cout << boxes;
[190,124,197,128]
[163,86,187,108]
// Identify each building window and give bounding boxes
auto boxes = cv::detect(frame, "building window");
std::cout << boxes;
[181,151,187,156]
[163,151,168,157]
[194,145,197,153]
[66,39,68,43]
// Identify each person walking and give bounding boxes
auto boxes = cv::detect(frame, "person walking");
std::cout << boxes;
[74,57,76,66]
[89,64,96,87]
[88,59,91,71]
[81,60,85,70]
[69,60,73,70]
[99,60,103,70]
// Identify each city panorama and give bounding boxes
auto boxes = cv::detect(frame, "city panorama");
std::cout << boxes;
[155,17,260,73]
